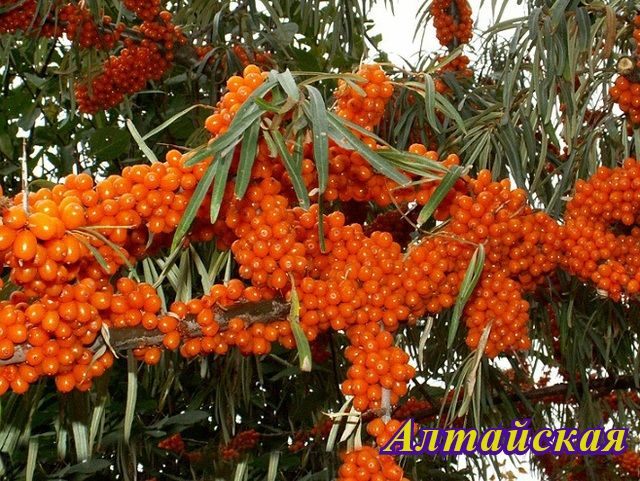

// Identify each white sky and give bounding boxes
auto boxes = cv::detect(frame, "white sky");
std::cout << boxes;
[368,2,538,480]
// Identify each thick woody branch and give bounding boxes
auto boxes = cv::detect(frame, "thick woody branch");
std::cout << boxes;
[406,375,639,423]
[0,299,290,366]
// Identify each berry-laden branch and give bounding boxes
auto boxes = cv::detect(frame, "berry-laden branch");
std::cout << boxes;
[0,55,639,481]
[0,298,290,366]
[0,0,271,113]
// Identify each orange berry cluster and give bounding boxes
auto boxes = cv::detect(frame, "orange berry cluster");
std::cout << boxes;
[157,433,185,453]
[363,209,418,248]
[335,64,394,132]
[204,65,268,137]
[561,158,640,300]
[220,429,260,460]
[0,1,185,112]
[366,417,407,448]
[336,446,408,481]
[341,324,414,412]
[75,1,187,113]
[617,450,640,477]
[320,142,461,208]
[431,0,473,47]
[609,76,640,126]
[458,174,561,355]
[226,178,308,290]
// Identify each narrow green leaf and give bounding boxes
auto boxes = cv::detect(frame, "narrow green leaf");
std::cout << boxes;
[25,437,38,481]
[327,113,409,185]
[73,235,110,274]
[124,350,137,445]
[267,451,280,481]
[272,130,310,209]
[317,196,326,253]
[234,120,261,199]
[142,104,201,140]
[448,245,485,349]
[417,166,464,225]
[171,159,217,251]
[435,95,466,133]
[288,280,312,372]
[305,86,329,193]
[423,73,439,132]
[190,246,213,294]
[185,78,277,167]
[210,150,234,224]
[75,228,135,272]
[126,119,158,163]
[276,70,300,101]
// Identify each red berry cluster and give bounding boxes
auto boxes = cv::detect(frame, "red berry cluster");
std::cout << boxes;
[0,0,59,37]
[220,429,260,460]
[289,418,333,452]
[392,396,432,420]
[59,4,125,49]
[157,433,185,453]
[617,450,640,477]
[609,76,640,126]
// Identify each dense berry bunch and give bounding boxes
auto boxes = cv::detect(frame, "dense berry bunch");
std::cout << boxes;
[205,65,268,137]
[157,433,185,453]
[609,76,640,126]
[0,0,59,36]
[75,38,172,113]
[561,158,640,300]
[336,446,408,481]
[59,4,125,50]
[72,0,187,113]
[321,142,461,208]
[364,209,418,247]
[392,397,432,420]
[220,429,261,460]
[617,450,640,477]
[366,417,406,448]
[341,323,415,412]
[430,0,473,47]
[335,64,394,132]
[123,0,161,21]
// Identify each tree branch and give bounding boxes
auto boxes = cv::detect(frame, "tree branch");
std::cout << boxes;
[0,298,290,365]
